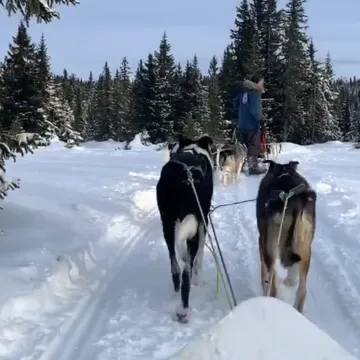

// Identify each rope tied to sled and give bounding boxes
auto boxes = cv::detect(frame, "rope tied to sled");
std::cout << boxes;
[185,169,236,310]
[265,183,307,297]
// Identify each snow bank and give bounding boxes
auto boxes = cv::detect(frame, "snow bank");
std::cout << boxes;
[172,297,355,360]
[81,139,125,150]
[80,133,158,151]
[0,145,155,358]
[280,142,312,154]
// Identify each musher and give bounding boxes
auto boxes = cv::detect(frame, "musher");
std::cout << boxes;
[233,74,267,175]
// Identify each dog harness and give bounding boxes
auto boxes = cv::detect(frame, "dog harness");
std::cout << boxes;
[169,150,208,184]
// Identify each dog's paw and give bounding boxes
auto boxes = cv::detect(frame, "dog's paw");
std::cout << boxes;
[173,305,190,324]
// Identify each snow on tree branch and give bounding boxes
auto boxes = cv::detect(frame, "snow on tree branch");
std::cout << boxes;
[1,0,79,24]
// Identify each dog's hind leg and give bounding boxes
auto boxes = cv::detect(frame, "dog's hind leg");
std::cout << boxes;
[176,249,192,323]
[192,222,206,286]
[174,215,198,322]
[163,221,181,293]
[294,247,311,313]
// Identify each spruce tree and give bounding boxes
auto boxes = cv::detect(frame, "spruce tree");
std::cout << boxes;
[95,62,114,140]
[206,56,227,139]
[140,53,158,143]
[172,63,186,136]
[180,56,204,138]
[0,22,44,134]
[132,59,148,134]
[231,0,259,79]
[113,57,134,142]
[281,0,309,142]
[219,45,238,123]
[149,33,176,143]
[73,86,87,138]
[3,0,78,23]
[260,0,284,137]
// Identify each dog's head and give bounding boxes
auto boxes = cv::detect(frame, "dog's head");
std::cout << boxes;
[176,133,216,170]
[260,159,308,195]
[263,159,299,175]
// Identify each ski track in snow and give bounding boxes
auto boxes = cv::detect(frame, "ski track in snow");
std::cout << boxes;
[0,140,359,359]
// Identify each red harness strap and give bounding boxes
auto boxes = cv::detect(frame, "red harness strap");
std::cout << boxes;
[260,128,267,153]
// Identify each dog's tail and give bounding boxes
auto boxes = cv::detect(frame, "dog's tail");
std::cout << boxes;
[175,214,198,262]
[282,190,316,267]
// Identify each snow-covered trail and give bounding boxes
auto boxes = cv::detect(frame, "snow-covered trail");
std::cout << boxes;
[0,140,359,359]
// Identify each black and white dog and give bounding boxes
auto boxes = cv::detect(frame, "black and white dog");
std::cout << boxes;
[156,134,216,323]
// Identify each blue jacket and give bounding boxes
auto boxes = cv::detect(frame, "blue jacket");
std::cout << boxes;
[234,81,262,131]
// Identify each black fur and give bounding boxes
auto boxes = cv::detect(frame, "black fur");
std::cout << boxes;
[156,134,215,321]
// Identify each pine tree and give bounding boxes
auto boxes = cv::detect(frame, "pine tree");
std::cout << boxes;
[95,62,114,140]
[0,22,45,134]
[281,0,309,142]
[305,40,340,143]
[3,0,78,23]
[260,0,284,138]
[35,33,50,102]
[324,51,334,79]
[231,0,260,80]
[181,56,204,138]
[148,33,176,143]
[132,59,148,134]
[140,54,157,142]
[113,57,134,143]
[34,33,58,140]
[46,81,82,146]
[82,71,96,140]
[172,63,186,136]
[73,86,87,137]
[206,56,227,139]
[219,45,238,123]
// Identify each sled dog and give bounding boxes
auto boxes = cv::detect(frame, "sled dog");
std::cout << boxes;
[156,134,216,323]
[266,142,282,159]
[216,142,247,185]
[256,159,316,313]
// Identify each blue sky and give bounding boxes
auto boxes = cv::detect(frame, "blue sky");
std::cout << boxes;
[0,0,359,79]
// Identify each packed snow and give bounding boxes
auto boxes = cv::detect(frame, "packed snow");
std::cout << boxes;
[0,137,359,359]
[172,296,355,360]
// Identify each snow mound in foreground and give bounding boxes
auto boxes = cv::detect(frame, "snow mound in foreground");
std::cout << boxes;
[172,297,355,360]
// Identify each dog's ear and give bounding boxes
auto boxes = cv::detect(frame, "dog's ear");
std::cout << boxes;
[288,160,299,170]
[178,134,193,148]
[196,134,213,151]
[262,159,277,172]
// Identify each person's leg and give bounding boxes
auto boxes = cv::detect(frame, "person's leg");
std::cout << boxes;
[237,129,249,148]
[247,131,266,175]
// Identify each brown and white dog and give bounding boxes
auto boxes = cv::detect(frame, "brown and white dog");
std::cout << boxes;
[256,160,316,313]
[216,142,247,186]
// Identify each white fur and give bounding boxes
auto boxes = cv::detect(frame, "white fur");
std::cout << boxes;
[174,214,199,319]
[192,223,206,285]
[181,144,214,170]
[175,301,189,317]
[215,147,221,170]
[274,256,300,306]
[267,143,282,159]
[163,148,170,163]
[174,214,198,263]
[171,143,179,154]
